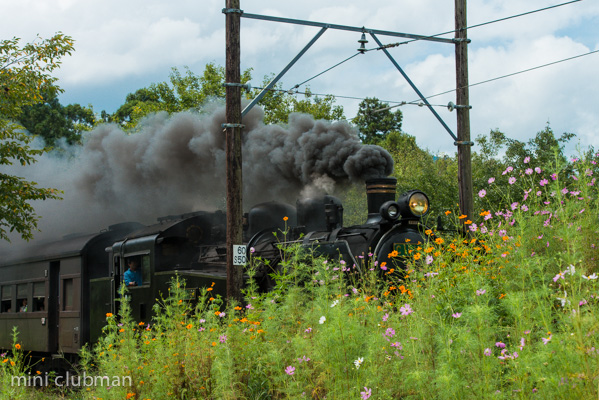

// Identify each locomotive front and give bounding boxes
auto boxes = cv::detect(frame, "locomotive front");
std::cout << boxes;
[247,177,431,285]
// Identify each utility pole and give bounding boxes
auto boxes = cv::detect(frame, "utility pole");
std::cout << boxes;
[224,0,244,301]
[455,0,473,228]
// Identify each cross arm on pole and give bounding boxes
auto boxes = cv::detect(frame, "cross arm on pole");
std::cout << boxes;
[240,13,455,44]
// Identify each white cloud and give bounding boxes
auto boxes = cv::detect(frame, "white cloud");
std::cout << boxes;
[1,0,597,154]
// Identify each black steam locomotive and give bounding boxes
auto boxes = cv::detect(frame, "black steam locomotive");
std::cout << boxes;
[0,177,430,361]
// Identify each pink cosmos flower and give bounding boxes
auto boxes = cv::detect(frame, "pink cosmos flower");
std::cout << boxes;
[509,177,517,185]
[285,366,295,375]
[361,387,372,400]
[452,312,462,318]
[478,189,486,198]
[400,304,414,316]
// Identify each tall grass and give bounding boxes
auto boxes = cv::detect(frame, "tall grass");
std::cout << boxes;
[3,153,598,399]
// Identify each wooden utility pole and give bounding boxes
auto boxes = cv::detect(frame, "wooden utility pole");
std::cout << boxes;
[455,0,473,227]
[224,0,244,301]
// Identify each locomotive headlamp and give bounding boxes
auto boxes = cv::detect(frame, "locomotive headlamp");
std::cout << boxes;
[398,190,430,218]
[379,201,401,222]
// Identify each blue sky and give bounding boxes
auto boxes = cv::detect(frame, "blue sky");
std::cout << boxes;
[2,0,599,155]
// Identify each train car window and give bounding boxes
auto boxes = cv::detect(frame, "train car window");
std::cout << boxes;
[1,285,12,313]
[63,279,74,311]
[33,282,46,312]
[17,284,27,312]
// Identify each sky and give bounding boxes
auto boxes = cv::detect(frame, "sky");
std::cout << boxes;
[2,0,598,155]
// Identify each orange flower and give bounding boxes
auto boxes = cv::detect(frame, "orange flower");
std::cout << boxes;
[14,344,21,350]
[211,342,217,346]
[138,321,145,326]
[499,293,506,299]
[234,306,242,311]
[458,214,468,219]
[425,229,433,235]
[445,210,452,215]
[413,253,421,261]
[464,220,472,225]
[126,393,135,399]
[186,324,193,330]
[106,313,113,318]
[207,287,213,291]
[435,238,444,245]
[283,216,288,221]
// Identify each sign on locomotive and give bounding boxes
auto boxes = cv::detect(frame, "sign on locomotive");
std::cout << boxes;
[0,177,430,363]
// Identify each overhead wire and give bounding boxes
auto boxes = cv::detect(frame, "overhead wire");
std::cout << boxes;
[286,0,585,91]
[372,0,584,50]
[254,47,599,111]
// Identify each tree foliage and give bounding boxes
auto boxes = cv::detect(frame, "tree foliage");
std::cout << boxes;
[105,65,346,129]
[352,97,402,144]
[19,86,95,146]
[1,33,73,241]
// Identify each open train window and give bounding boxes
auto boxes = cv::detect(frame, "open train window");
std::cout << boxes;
[33,282,46,312]
[124,254,150,287]
[1,285,12,313]
[17,284,27,312]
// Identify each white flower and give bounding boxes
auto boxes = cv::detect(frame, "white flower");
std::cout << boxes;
[557,291,570,307]
[565,265,576,276]
[319,316,326,324]
[582,273,598,280]
[330,300,339,308]
[354,357,364,369]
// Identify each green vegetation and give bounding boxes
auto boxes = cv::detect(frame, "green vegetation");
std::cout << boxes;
[3,149,598,399]
[0,33,72,241]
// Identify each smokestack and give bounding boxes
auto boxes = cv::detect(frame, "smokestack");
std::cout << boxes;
[365,177,397,224]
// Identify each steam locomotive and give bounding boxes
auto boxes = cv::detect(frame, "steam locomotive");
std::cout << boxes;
[0,177,430,361]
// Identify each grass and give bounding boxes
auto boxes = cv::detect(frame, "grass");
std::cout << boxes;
[2,153,599,399]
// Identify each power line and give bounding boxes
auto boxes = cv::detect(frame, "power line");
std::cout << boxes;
[255,47,599,112]
[413,48,599,103]
[375,0,583,50]
[285,0,584,95]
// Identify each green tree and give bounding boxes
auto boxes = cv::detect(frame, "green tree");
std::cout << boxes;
[19,86,95,146]
[256,80,345,125]
[1,33,73,241]
[352,97,402,144]
[108,64,253,129]
[108,66,346,129]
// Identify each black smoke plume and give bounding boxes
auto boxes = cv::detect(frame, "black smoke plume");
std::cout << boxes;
[2,104,393,246]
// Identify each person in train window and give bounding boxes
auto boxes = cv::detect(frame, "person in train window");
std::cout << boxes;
[19,299,27,312]
[124,258,143,287]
